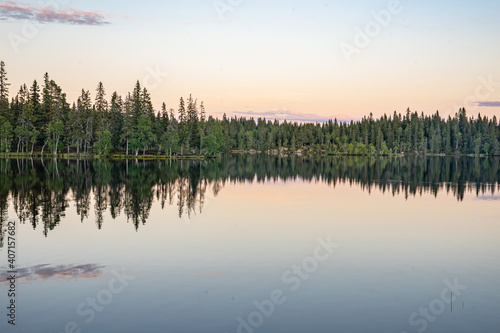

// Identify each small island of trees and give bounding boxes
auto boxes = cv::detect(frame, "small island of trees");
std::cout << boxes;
[0,61,499,158]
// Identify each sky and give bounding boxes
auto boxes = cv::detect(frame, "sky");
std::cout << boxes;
[1,0,500,122]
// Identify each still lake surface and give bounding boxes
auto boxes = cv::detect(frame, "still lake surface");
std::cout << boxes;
[0,155,499,333]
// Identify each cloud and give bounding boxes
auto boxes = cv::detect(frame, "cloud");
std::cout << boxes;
[0,2,110,25]
[226,110,358,123]
[476,101,500,107]
[0,264,105,284]
[475,195,500,201]
[0,4,31,20]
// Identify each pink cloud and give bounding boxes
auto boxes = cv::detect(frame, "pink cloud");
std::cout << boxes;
[0,1,110,25]
[476,101,500,107]
[0,264,106,284]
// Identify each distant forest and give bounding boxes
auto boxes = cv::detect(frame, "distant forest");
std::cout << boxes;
[0,61,499,157]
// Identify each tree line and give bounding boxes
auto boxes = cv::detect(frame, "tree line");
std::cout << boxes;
[1,61,499,156]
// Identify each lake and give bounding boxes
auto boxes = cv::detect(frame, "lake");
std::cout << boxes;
[0,155,499,333]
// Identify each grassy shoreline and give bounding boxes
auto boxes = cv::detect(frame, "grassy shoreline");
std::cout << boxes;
[0,151,496,160]
[0,152,214,160]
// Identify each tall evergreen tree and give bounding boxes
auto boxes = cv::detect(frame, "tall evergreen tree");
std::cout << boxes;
[122,93,134,155]
[0,61,10,120]
[186,94,199,152]
[109,92,124,151]
[199,101,206,154]
[178,97,187,154]
[95,82,108,130]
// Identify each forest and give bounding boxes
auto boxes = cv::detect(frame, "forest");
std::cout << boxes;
[0,61,499,157]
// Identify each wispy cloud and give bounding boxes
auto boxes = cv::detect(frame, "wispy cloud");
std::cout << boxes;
[0,1,110,25]
[0,3,30,20]
[0,264,105,284]
[226,110,357,123]
[476,101,500,107]
[475,195,500,201]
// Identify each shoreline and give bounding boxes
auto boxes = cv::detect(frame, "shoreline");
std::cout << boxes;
[0,151,496,160]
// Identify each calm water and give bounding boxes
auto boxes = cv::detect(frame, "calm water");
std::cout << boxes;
[0,156,499,333]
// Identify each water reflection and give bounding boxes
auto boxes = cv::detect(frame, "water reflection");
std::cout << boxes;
[0,264,105,284]
[0,155,499,243]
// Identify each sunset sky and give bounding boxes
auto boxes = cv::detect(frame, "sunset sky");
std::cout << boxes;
[1,0,500,122]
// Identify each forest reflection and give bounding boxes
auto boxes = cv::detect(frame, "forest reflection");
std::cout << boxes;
[0,155,499,244]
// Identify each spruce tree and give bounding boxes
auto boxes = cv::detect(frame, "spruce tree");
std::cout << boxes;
[178,97,186,154]
[0,61,10,120]
[109,92,124,151]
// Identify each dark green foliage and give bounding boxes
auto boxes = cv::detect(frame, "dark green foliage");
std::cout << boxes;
[0,61,10,121]
[0,60,499,157]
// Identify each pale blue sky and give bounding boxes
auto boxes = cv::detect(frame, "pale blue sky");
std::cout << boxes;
[1,0,499,121]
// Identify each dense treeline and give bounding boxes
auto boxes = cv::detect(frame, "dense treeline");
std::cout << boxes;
[1,155,499,242]
[0,61,499,156]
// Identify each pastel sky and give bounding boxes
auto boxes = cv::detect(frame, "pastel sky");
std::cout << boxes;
[1,0,500,122]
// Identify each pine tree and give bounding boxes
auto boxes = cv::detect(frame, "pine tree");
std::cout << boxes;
[157,102,169,152]
[177,97,187,155]
[122,93,134,155]
[186,94,199,153]
[13,84,33,152]
[199,101,206,154]
[141,88,154,119]
[40,73,52,141]
[76,89,93,154]
[46,81,68,154]
[109,92,124,151]
[490,119,500,155]
[0,61,10,120]
[132,81,142,121]
[161,107,179,156]
[95,82,108,130]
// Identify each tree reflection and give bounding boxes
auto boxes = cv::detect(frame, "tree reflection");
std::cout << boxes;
[0,155,499,243]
